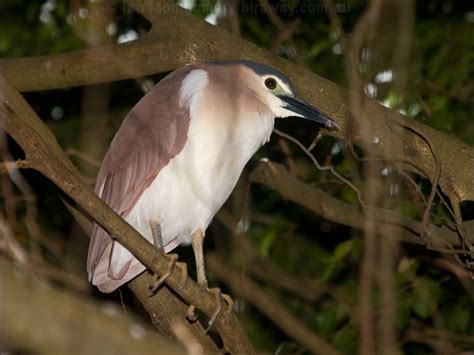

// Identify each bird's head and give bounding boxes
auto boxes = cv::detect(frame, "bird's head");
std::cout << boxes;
[233,60,339,130]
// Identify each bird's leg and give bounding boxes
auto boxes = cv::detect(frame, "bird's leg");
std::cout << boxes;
[150,220,163,250]
[191,229,208,288]
[190,229,233,330]
[148,220,183,295]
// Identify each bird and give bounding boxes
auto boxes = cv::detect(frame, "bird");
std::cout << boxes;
[87,60,337,293]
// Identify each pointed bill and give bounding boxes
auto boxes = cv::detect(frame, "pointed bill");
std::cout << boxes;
[278,95,339,129]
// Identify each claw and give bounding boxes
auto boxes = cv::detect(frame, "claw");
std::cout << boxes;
[186,305,198,322]
[175,261,188,289]
[222,293,234,315]
[205,287,223,333]
[149,253,178,296]
[185,290,234,329]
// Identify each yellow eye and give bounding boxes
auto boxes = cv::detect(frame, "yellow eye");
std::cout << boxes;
[265,78,277,90]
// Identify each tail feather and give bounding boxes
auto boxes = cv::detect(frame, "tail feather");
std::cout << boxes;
[91,242,146,293]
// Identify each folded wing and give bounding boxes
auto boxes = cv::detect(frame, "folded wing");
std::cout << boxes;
[87,66,195,292]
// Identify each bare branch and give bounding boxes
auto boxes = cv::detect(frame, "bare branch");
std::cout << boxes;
[249,160,474,248]
[273,128,365,207]
[206,253,342,355]
[129,274,221,354]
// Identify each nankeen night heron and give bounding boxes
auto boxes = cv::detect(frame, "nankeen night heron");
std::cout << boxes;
[87,60,337,294]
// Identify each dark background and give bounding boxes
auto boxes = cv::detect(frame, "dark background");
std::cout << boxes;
[1,0,473,353]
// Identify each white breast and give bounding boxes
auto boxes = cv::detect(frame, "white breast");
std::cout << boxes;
[115,70,275,269]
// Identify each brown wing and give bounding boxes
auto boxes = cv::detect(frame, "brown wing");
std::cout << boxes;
[87,66,195,279]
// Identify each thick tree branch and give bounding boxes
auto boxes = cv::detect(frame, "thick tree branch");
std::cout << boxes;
[129,274,221,355]
[66,201,221,354]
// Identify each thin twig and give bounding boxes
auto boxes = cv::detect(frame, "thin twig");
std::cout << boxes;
[273,128,366,207]
[0,159,31,173]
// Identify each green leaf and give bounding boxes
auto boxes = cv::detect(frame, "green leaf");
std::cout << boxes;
[258,230,278,257]
[412,277,441,319]
[395,291,413,330]
[333,240,353,261]
[322,240,353,281]
[332,327,357,354]
[316,303,349,337]
[443,297,472,333]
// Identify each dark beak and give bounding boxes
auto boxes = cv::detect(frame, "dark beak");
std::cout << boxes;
[278,95,339,129]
